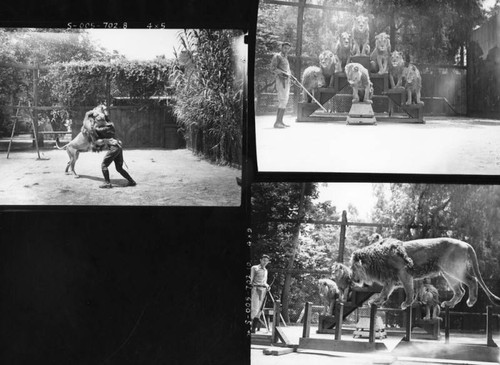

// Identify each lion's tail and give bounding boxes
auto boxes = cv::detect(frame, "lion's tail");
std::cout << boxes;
[468,245,500,306]
[54,137,68,150]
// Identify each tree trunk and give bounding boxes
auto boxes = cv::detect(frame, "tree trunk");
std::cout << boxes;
[280,183,307,323]
[390,9,396,51]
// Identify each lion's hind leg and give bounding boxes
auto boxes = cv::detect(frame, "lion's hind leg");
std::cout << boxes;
[70,150,80,178]
[400,272,415,309]
[441,273,465,308]
[369,282,395,307]
[464,272,479,307]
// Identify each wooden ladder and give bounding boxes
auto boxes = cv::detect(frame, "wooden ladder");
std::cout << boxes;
[6,100,41,159]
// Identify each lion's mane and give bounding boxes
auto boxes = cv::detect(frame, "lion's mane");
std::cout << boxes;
[331,262,353,292]
[350,238,414,283]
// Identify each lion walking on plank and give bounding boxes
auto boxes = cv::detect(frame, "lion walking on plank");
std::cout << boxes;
[349,237,500,310]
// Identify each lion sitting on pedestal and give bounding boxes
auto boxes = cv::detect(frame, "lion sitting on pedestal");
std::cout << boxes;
[331,262,353,302]
[345,62,373,103]
[318,278,340,315]
[389,50,406,89]
[370,32,391,74]
[349,237,500,310]
[335,32,352,71]
[352,15,370,56]
[402,64,424,105]
[415,279,441,320]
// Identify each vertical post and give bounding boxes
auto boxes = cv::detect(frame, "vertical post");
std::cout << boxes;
[404,305,412,342]
[272,300,281,343]
[337,210,347,263]
[106,73,112,107]
[487,306,498,347]
[335,302,344,340]
[369,304,377,343]
[294,0,305,114]
[302,301,312,338]
[32,65,41,158]
[445,305,450,344]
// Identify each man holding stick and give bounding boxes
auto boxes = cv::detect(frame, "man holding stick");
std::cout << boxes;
[270,42,292,128]
[250,254,270,333]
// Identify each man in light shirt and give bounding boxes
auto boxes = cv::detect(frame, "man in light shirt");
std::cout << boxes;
[250,254,270,333]
[270,42,292,128]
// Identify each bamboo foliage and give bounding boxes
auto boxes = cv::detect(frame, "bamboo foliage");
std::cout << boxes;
[170,29,243,166]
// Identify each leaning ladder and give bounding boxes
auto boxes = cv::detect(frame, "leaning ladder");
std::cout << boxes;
[6,101,41,159]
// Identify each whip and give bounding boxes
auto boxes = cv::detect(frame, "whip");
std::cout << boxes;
[277,68,328,113]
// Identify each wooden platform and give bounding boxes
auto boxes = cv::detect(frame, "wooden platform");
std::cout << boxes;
[251,333,272,346]
[346,102,376,125]
[296,72,425,124]
[299,337,389,352]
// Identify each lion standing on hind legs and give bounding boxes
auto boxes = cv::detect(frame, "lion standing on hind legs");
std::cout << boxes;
[54,104,108,178]
[349,237,500,310]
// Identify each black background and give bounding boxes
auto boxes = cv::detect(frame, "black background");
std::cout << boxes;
[0,0,257,364]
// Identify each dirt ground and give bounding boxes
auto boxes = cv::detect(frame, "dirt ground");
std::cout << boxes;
[256,115,500,175]
[0,146,241,206]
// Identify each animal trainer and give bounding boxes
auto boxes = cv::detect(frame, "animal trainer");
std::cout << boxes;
[345,237,500,310]
[55,104,136,188]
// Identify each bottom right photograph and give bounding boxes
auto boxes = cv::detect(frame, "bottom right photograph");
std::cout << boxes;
[249,182,500,364]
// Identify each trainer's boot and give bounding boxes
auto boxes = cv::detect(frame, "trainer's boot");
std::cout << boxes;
[281,108,290,127]
[99,169,113,189]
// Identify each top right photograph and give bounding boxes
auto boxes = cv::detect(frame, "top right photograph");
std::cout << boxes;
[254,0,500,175]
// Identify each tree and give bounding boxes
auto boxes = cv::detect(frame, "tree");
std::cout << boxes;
[371,184,500,280]
[367,0,485,65]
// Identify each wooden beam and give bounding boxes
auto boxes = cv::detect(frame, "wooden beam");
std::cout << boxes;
[302,302,312,338]
[267,217,390,228]
[337,210,347,263]
[268,268,331,275]
[264,0,352,12]
[0,61,50,71]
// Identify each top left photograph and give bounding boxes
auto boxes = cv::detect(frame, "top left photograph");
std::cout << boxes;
[0,28,245,206]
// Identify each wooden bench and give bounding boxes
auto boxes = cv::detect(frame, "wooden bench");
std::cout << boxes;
[38,131,72,146]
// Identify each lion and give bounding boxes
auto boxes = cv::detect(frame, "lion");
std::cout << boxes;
[389,50,406,89]
[318,278,340,315]
[352,15,370,56]
[335,32,352,71]
[301,66,326,103]
[370,32,391,74]
[415,280,441,320]
[319,50,341,88]
[402,64,424,105]
[331,262,352,302]
[345,62,373,103]
[55,104,108,178]
[350,237,500,310]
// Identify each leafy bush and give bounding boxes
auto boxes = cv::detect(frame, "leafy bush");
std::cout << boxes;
[39,59,172,107]
[170,29,243,166]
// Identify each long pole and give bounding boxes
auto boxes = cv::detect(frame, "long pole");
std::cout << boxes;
[287,72,328,113]
[337,210,347,263]
[32,65,41,159]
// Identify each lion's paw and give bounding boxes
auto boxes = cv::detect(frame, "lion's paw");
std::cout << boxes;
[440,301,455,309]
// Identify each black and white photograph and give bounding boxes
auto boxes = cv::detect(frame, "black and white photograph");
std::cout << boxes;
[254,1,500,175]
[0,28,245,206]
[250,182,500,364]
[3,0,500,364]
